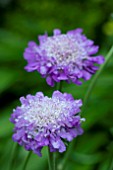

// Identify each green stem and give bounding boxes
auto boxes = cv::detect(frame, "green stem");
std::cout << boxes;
[48,148,56,170]
[59,139,75,170]
[22,151,32,170]
[59,81,63,92]
[83,46,113,110]
[109,158,113,170]
[8,142,18,170]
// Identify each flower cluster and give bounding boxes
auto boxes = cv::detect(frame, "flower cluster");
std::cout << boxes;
[10,28,105,158]
[10,91,84,156]
[24,28,104,86]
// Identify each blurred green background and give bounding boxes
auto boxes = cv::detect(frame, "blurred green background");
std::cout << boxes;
[0,0,113,170]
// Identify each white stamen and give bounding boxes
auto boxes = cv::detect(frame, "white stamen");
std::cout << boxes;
[39,34,88,65]
[18,97,70,131]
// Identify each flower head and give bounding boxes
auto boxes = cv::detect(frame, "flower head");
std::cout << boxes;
[10,91,84,156]
[24,28,104,86]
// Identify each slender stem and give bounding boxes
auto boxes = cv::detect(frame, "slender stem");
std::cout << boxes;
[59,139,75,170]
[53,153,56,170]
[22,151,32,170]
[83,46,113,110]
[48,148,56,170]
[59,81,63,92]
[48,149,53,170]
[109,158,113,170]
[8,142,18,170]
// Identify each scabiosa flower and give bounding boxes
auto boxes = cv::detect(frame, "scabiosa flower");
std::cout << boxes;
[10,91,84,156]
[24,28,104,86]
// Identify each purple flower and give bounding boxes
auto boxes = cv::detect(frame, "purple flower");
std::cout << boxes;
[10,91,84,156]
[24,28,104,86]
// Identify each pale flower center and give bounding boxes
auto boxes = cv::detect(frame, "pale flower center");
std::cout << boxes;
[22,97,69,129]
[40,34,88,65]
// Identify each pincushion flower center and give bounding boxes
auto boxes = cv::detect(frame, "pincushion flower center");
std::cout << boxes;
[41,34,87,65]
[23,98,68,128]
